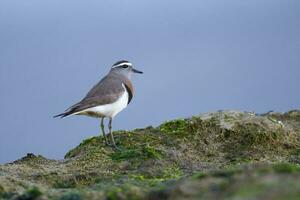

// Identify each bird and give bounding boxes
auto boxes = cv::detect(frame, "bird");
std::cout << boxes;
[54,60,143,150]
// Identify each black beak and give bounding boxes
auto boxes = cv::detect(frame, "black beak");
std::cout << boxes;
[132,68,143,74]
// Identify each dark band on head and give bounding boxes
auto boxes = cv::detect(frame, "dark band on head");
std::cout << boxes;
[112,60,130,68]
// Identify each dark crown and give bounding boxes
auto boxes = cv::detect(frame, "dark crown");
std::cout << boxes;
[112,60,130,68]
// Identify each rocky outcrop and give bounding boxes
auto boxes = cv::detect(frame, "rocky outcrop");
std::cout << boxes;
[0,110,299,200]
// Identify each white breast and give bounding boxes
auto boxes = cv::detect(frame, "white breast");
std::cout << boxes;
[76,84,129,118]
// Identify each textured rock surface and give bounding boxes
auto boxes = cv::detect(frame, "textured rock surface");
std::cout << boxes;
[0,110,299,200]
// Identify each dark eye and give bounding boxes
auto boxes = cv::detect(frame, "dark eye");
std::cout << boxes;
[122,65,129,68]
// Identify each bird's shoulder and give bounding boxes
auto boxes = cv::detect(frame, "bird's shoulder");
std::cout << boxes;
[85,74,125,98]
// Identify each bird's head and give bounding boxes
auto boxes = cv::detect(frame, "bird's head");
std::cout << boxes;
[110,60,143,78]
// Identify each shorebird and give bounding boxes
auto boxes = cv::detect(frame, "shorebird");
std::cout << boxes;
[54,60,143,150]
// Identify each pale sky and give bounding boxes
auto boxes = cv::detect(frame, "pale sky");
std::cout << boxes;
[0,0,299,163]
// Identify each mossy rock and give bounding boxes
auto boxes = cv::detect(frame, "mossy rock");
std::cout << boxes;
[0,110,299,199]
[109,145,164,161]
[149,163,300,200]
[14,187,43,200]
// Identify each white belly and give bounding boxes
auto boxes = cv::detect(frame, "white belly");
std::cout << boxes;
[76,84,129,118]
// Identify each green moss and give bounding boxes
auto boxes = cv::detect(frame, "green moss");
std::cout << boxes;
[269,110,300,122]
[1,192,17,199]
[211,168,242,178]
[223,114,236,122]
[0,184,3,194]
[192,172,208,179]
[53,178,77,188]
[192,167,242,181]
[233,123,281,146]
[272,163,300,173]
[16,187,42,200]
[65,136,103,158]
[142,144,164,160]
[110,149,142,161]
[291,148,300,156]
[107,187,122,200]
[59,191,83,200]
[110,144,163,161]
[1,110,300,200]
[159,119,190,135]
[106,184,145,200]
[161,167,183,180]
[221,122,291,163]
[232,184,265,198]
[151,163,300,199]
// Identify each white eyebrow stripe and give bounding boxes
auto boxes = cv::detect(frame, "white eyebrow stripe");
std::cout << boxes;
[112,62,132,68]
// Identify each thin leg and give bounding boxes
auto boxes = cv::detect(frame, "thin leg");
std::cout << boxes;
[108,117,120,151]
[100,118,109,145]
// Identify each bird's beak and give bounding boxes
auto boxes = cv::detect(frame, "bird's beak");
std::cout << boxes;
[132,68,143,74]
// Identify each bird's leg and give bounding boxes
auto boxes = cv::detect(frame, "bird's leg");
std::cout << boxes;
[108,118,121,151]
[100,118,109,145]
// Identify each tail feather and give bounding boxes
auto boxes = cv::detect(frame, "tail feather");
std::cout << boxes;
[53,112,71,118]
[54,102,81,118]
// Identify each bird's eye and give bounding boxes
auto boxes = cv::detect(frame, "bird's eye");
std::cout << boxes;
[122,65,129,68]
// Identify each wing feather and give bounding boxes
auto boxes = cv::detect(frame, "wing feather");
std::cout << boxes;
[54,74,125,118]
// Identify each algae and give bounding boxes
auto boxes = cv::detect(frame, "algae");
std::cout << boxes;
[149,163,300,200]
[0,110,299,199]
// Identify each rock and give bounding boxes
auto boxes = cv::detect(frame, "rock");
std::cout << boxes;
[148,163,300,200]
[0,110,299,199]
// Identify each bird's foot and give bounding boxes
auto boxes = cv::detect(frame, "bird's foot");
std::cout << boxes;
[101,138,111,146]
[101,136,111,146]
[112,145,121,151]
[103,140,119,150]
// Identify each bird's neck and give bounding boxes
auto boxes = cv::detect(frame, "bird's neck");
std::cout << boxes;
[110,71,131,80]
[110,73,134,96]
[110,71,132,80]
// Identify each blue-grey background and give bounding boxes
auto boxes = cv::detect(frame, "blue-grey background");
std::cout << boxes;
[0,0,299,164]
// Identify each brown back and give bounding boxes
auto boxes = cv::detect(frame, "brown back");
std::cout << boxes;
[62,73,134,116]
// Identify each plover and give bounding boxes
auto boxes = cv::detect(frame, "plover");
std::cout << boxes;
[54,60,143,150]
